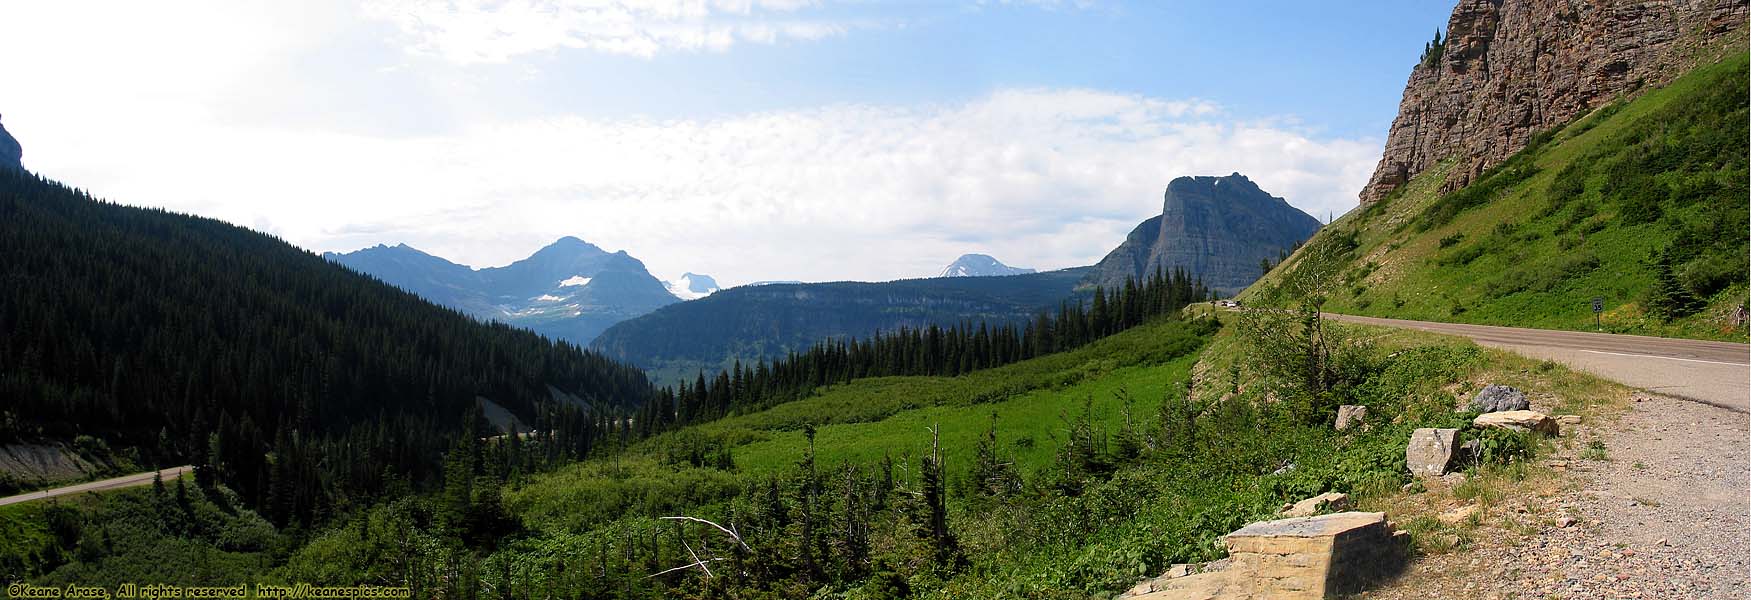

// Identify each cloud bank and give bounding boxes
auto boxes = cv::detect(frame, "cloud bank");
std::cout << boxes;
[0,1,1381,286]
[366,0,859,61]
[20,87,1376,285]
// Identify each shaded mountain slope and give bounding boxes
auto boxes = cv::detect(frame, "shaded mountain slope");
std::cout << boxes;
[0,167,653,511]
[594,267,1093,382]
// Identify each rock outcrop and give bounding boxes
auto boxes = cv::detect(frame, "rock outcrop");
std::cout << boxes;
[1359,0,1748,203]
[0,114,22,172]
[1089,173,1321,294]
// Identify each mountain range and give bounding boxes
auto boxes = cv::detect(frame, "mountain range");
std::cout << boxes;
[324,237,685,346]
[938,253,1035,277]
[1088,173,1321,294]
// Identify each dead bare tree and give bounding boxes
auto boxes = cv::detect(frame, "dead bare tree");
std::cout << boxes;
[649,515,752,580]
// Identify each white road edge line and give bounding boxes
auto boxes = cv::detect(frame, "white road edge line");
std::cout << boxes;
[1579,349,1749,366]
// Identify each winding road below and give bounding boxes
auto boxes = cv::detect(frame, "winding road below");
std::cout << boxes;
[1327,314,1750,412]
[0,465,193,508]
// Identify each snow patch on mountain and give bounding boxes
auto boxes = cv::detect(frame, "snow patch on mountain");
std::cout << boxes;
[665,272,721,300]
[558,275,592,287]
[937,254,1035,278]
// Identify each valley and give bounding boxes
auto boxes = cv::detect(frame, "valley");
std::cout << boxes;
[0,0,1745,597]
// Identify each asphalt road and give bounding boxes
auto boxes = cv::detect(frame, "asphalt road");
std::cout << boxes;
[0,465,194,507]
[1327,314,1750,412]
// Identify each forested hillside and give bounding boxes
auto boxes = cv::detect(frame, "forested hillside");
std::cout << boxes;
[0,168,654,519]
[594,268,1098,383]
[1247,51,1749,340]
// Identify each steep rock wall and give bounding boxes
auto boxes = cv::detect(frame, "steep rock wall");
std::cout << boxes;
[1360,0,1747,203]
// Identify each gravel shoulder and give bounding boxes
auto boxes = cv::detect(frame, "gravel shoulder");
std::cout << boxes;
[1363,391,1748,599]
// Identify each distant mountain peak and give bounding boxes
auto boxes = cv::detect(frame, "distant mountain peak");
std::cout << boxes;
[539,236,607,254]
[666,272,721,300]
[938,254,1035,278]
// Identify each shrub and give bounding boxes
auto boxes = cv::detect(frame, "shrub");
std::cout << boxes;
[1678,253,1742,299]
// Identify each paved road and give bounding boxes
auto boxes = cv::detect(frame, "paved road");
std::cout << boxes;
[1327,314,1750,412]
[0,465,194,507]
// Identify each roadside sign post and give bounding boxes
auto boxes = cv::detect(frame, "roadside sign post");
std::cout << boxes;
[1591,297,1603,330]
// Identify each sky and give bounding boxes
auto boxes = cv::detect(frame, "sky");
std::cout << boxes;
[0,0,1454,286]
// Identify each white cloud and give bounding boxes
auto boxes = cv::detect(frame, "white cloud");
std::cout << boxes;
[364,0,859,62]
[14,85,1377,286]
[0,1,1381,288]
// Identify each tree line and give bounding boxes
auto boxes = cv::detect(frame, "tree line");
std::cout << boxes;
[633,267,1213,434]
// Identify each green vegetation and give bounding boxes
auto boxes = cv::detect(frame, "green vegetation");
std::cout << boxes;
[0,167,655,520]
[1419,29,1445,67]
[1247,51,1750,341]
[7,285,1625,597]
[628,267,1215,436]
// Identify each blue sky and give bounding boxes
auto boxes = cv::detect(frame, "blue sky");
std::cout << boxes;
[1,1,1453,285]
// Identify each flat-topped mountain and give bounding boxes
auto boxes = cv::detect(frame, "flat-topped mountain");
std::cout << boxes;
[1087,173,1320,294]
[324,237,678,345]
[938,254,1036,278]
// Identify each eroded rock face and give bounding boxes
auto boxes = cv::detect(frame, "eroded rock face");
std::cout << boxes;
[1088,173,1322,294]
[1359,0,1748,203]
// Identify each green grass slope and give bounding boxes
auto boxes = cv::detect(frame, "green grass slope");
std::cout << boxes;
[1245,51,1749,341]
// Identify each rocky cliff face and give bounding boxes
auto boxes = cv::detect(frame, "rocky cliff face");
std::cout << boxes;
[1089,173,1322,294]
[0,114,22,172]
[1360,0,1747,203]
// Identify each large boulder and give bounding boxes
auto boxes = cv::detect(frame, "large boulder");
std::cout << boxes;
[1473,410,1560,435]
[1334,405,1368,431]
[1468,384,1529,413]
[1405,428,1459,478]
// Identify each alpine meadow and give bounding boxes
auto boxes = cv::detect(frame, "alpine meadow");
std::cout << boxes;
[0,1,1745,599]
